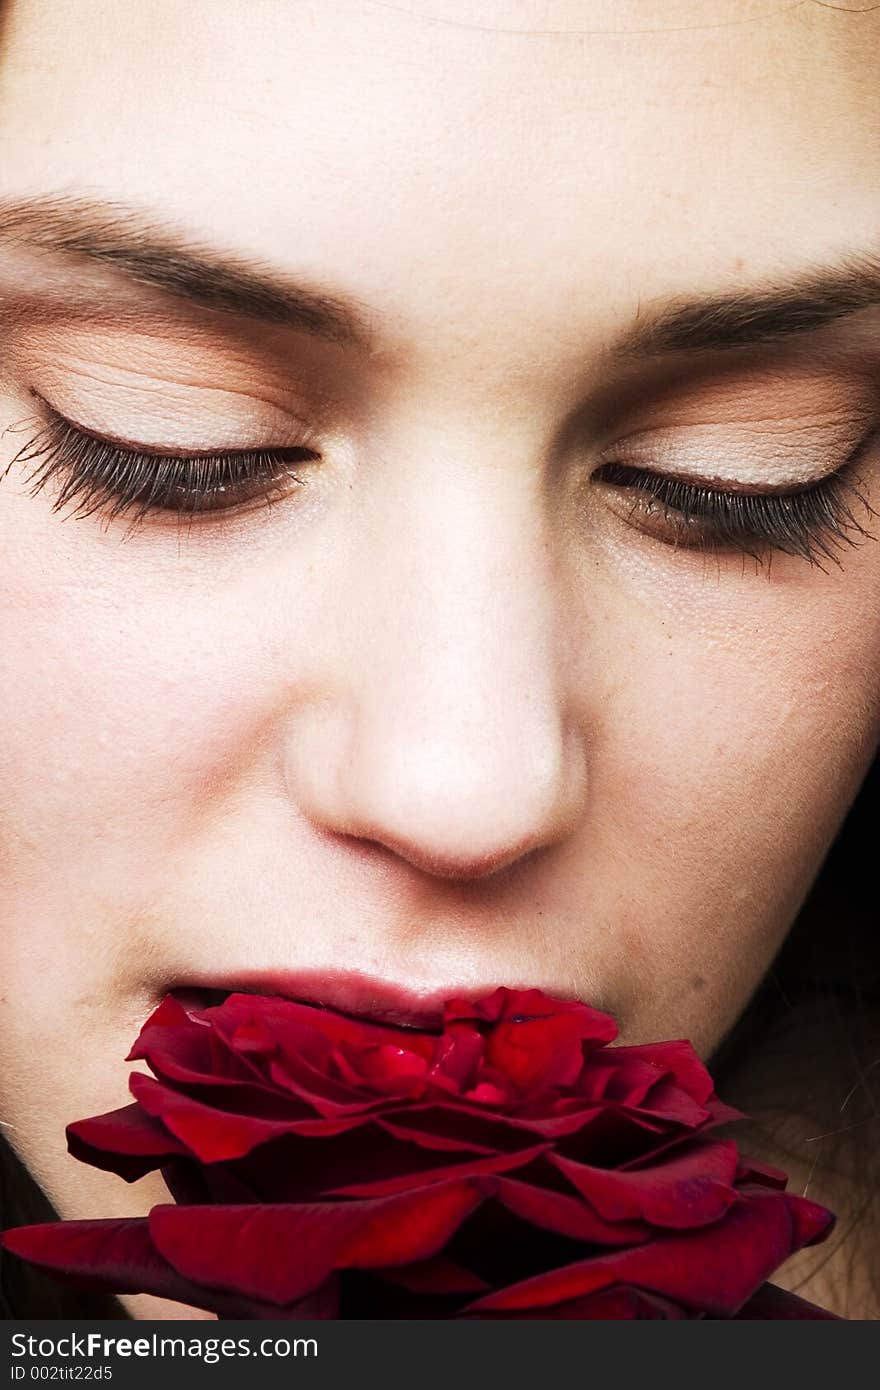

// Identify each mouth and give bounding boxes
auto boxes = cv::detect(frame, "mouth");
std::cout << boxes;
[167,968,486,1033]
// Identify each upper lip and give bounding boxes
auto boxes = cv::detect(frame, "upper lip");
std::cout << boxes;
[169,967,502,1031]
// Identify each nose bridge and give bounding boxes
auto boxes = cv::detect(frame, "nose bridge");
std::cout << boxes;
[367,430,544,675]
[307,427,584,879]
[360,448,551,731]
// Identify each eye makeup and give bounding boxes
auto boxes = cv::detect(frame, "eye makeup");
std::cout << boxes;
[7,405,320,536]
[585,364,880,564]
[3,305,879,569]
[6,394,876,570]
[593,456,876,567]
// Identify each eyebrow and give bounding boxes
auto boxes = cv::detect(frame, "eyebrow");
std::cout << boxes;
[0,194,878,359]
[621,255,880,357]
[0,194,376,348]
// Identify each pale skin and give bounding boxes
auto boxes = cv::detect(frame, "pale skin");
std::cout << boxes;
[0,0,878,1319]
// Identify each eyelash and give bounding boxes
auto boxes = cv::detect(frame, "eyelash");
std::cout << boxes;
[593,454,876,568]
[7,405,878,565]
[11,408,320,537]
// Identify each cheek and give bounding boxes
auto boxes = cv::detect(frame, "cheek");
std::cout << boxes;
[572,548,880,1050]
[589,523,880,861]
[0,575,276,860]
[0,480,297,938]
[0,548,289,1036]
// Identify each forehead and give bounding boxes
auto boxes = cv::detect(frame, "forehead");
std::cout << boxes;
[0,0,878,352]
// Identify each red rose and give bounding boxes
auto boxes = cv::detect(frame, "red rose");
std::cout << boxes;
[1,987,837,1318]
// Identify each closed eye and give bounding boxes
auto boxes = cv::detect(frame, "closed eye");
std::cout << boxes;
[8,403,321,538]
[593,455,878,569]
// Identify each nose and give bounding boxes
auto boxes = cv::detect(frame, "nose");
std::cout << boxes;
[284,452,587,883]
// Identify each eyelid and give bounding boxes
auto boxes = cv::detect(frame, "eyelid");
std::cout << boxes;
[29,390,323,458]
[17,317,335,424]
[596,464,836,499]
[597,413,877,491]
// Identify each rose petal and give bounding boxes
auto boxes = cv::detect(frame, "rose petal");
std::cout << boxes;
[627,1079,712,1128]
[216,993,440,1063]
[602,1041,716,1105]
[443,987,617,1042]
[466,1282,691,1319]
[66,1103,189,1181]
[1,1216,341,1319]
[429,1030,486,1090]
[494,1175,649,1245]
[734,1156,789,1189]
[374,1256,490,1295]
[461,1187,822,1317]
[0,1219,205,1305]
[129,1072,365,1161]
[129,1028,267,1091]
[331,1042,431,1098]
[375,1115,497,1155]
[549,1139,739,1228]
[736,1184,835,1249]
[515,1102,664,1140]
[326,1141,552,1197]
[148,1181,484,1305]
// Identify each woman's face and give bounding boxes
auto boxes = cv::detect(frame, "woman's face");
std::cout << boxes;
[1,0,879,1316]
